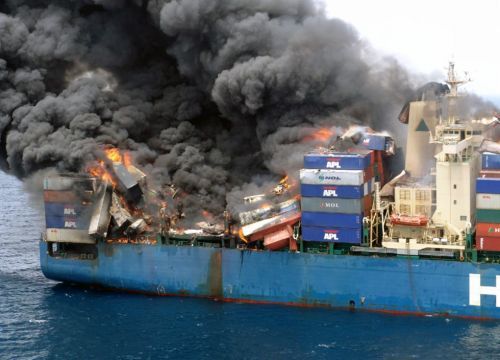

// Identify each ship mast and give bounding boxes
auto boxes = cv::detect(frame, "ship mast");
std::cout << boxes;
[444,61,470,125]
[445,61,469,97]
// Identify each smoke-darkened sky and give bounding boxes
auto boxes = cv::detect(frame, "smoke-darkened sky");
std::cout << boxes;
[0,0,495,219]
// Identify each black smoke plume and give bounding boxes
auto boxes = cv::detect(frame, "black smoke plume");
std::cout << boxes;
[0,0,425,219]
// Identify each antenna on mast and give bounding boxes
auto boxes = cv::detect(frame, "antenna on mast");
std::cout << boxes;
[445,61,470,97]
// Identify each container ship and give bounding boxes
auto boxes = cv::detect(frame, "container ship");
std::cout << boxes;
[40,63,500,319]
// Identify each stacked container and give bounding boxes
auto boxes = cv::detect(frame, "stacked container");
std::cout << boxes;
[300,150,375,244]
[43,176,95,244]
[476,152,500,251]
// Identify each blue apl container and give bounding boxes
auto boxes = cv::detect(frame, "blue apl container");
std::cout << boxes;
[301,212,363,228]
[45,215,89,230]
[476,178,500,194]
[300,181,373,199]
[44,203,87,217]
[361,134,388,151]
[482,152,500,170]
[304,152,372,170]
[302,226,362,244]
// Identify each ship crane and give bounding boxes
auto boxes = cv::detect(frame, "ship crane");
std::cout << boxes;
[368,182,392,247]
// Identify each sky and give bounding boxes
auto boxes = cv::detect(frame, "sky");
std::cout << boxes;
[323,0,500,105]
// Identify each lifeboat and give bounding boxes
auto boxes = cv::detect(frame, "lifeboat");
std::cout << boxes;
[390,214,428,226]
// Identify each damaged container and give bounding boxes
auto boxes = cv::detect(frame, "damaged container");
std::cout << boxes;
[239,199,300,225]
[112,163,143,204]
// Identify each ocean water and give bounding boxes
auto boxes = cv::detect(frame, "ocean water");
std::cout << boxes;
[0,171,499,360]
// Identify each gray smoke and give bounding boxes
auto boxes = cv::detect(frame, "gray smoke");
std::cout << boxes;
[0,0,467,220]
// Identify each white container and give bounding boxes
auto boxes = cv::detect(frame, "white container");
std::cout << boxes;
[300,169,367,186]
[476,193,500,210]
[46,228,96,244]
[43,176,95,191]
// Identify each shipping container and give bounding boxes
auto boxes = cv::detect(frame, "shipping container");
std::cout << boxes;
[475,236,500,251]
[241,211,301,238]
[479,170,500,179]
[263,226,293,251]
[476,223,500,238]
[45,215,90,230]
[239,199,300,225]
[44,202,89,217]
[301,211,363,228]
[45,228,95,244]
[476,209,500,223]
[43,190,80,203]
[300,180,373,199]
[302,226,362,244]
[301,196,371,214]
[476,178,500,194]
[300,168,373,186]
[43,176,95,191]
[361,134,389,151]
[476,193,500,210]
[482,152,500,170]
[303,151,372,170]
[88,186,112,239]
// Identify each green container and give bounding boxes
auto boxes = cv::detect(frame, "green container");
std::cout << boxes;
[476,209,500,223]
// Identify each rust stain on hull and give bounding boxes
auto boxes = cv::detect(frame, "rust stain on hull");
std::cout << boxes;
[207,250,223,298]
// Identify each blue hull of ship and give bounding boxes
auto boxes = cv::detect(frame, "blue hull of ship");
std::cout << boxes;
[39,242,500,319]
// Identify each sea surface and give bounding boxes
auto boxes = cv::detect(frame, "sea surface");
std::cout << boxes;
[0,171,499,360]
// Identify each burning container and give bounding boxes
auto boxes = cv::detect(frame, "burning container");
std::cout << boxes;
[43,175,97,244]
[112,163,143,204]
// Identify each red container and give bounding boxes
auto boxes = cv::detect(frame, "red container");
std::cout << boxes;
[476,223,500,238]
[243,212,301,242]
[476,236,500,251]
[264,225,293,251]
[479,170,500,179]
[43,191,79,203]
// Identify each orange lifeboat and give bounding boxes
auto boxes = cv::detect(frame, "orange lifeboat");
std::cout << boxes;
[390,214,428,226]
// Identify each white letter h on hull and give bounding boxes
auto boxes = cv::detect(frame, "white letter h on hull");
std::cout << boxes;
[469,274,500,307]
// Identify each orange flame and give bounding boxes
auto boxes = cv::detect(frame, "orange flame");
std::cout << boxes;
[105,148,122,163]
[303,128,335,143]
[123,152,133,169]
[87,160,114,184]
